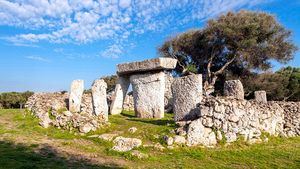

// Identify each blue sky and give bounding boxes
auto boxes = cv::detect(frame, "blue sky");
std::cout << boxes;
[0,0,299,92]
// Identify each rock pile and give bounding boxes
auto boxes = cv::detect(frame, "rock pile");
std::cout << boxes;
[173,96,300,147]
[25,92,107,133]
[276,101,300,137]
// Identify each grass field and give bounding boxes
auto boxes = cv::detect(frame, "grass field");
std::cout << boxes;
[0,109,299,169]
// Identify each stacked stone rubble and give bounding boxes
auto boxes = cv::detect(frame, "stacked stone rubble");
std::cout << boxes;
[175,97,287,147]
[276,101,300,137]
[25,79,109,133]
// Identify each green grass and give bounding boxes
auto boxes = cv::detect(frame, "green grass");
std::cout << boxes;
[0,109,299,169]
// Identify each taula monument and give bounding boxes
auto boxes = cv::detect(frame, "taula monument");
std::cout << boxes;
[25,57,300,149]
[110,57,177,118]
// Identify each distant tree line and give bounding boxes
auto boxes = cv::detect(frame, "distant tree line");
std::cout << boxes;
[242,66,300,101]
[0,91,34,109]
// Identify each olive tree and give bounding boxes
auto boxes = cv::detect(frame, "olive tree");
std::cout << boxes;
[159,10,297,95]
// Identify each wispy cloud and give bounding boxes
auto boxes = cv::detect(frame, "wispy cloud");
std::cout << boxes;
[100,44,123,59]
[0,0,271,58]
[25,56,50,62]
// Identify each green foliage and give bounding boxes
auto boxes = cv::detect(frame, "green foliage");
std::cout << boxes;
[101,75,118,92]
[159,10,297,93]
[242,66,300,101]
[0,91,34,109]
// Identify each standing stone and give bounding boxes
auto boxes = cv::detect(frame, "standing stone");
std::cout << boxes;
[171,74,202,121]
[164,72,174,113]
[92,79,108,121]
[130,72,165,118]
[69,80,84,112]
[224,80,244,100]
[254,90,267,103]
[110,76,130,115]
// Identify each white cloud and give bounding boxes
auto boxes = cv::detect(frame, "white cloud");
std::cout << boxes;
[1,0,271,57]
[100,44,123,59]
[25,56,50,62]
[119,0,131,9]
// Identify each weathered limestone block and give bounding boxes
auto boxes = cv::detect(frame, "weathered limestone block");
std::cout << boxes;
[92,79,108,121]
[110,76,130,115]
[130,72,165,118]
[117,57,177,75]
[164,72,174,113]
[254,91,267,103]
[69,80,84,112]
[171,74,202,121]
[187,119,217,147]
[112,136,142,152]
[224,80,244,100]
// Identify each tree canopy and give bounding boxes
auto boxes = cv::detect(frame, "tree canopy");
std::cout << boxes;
[0,91,34,109]
[159,10,297,95]
[242,67,300,101]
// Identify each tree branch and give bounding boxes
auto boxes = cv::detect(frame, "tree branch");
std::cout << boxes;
[213,56,235,76]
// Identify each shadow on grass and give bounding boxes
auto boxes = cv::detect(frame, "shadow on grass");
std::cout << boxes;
[127,118,175,126]
[0,141,123,169]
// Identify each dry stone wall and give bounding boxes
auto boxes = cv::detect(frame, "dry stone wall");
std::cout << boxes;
[175,96,300,147]
[276,101,300,137]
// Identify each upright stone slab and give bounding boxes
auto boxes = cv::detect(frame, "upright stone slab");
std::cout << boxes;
[164,72,174,113]
[171,74,202,121]
[224,80,244,100]
[69,80,84,112]
[254,90,267,103]
[130,72,165,118]
[117,57,177,75]
[110,76,130,115]
[92,79,108,121]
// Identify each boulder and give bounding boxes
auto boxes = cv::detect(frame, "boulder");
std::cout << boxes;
[92,79,108,120]
[110,76,130,115]
[130,72,165,118]
[224,80,244,100]
[117,57,177,75]
[172,74,202,121]
[173,135,186,144]
[69,80,84,112]
[163,135,174,146]
[187,119,217,147]
[79,123,92,133]
[254,91,267,103]
[112,137,142,152]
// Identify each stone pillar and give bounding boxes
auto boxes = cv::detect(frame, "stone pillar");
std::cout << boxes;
[92,79,108,121]
[69,80,84,112]
[130,72,165,118]
[254,90,267,103]
[171,74,202,121]
[110,76,130,115]
[164,72,174,113]
[224,80,244,100]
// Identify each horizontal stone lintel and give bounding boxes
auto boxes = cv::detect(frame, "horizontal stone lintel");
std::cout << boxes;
[117,57,177,75]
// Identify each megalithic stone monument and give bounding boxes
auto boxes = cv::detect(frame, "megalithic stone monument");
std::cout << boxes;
[69,79,84,112]
[92,79,109,121]
[110,57,177,118]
